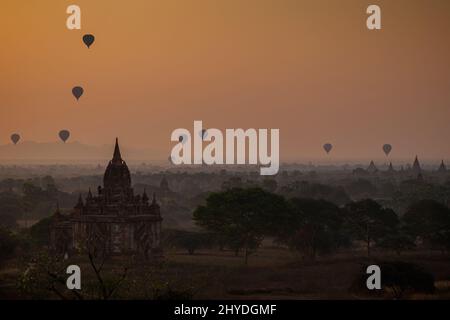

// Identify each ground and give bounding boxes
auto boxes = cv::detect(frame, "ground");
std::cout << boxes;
[1,244,450,300]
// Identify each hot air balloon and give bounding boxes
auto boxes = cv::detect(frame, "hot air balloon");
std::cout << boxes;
[323,143,333,154]
[59,130,70,143]
[199,129,208,140]
[383,144,392,156]
[10,133,20,145]
[72,86,84,100]
[82,34,95,48]
[178,134,188,144]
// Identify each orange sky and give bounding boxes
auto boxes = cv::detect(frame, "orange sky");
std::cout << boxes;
[1,0,450,161]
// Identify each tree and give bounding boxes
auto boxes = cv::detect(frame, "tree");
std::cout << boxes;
[18,251,82,300]
[0,191,23,228]
[18,249,128,300]
[376,233,416,255]
[193,188,289,264]
[344,199,399,257]
[351,262,435,299]
[28,216,53,247]
[281,181,350,206]
[41,176,56,190]
[403,200,450,251]
[280,198,346,260]
[261,179,277,193]
[221,177,243,190]
[0,227,18,266]
[165,230,213,255]
[346,179,377,199]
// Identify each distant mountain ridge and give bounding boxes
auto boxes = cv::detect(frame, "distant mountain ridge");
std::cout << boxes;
[0,141,161,162]
[0,141,447,167]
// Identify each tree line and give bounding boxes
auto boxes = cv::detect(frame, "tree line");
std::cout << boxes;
[185,188,450,264]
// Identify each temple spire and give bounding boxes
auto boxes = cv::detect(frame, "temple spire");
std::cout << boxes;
[388,162,395,173]
[75,194,84,209]
[54,201,61,218]
[438,160,447,172]
[412,155,421,173]
[112,137,122,163]
[142,189,149,203]
[367,160,378,173]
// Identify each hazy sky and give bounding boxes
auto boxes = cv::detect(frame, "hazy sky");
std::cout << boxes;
[1,0,450,161]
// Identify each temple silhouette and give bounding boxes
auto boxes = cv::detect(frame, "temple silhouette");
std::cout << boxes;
[50,138,163,259]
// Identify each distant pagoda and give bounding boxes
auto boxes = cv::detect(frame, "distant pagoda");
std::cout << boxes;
[367,160,378,174]
[438,160,447,173]
[412,156,422,173]
[387,162,395,173]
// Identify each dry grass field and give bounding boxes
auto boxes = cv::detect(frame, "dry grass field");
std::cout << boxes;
[1,243,450,300]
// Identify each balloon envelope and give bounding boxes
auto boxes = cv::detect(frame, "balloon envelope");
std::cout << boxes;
[72,86,84,100]
[59,130,70,143]
[383,144,392,156]
[82,34,95,48]
[178,134,188,144]
[11,133,20,145]
[323,143,333,154]
[199,129,208,140]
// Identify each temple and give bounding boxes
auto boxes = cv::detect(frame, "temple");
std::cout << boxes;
[367,160,378,174]
[438,160,447,173]
[387,162,395,173]
[50,138,162,259]
[412,156,422,173]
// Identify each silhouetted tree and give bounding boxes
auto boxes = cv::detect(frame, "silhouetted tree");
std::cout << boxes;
[376,233,416,255]
[346,179,377,199]
[279,198,347,260]
[165,230,213,255]
[193,188,289,264]
[351,262,435,299]
[221,177,243,190]
[403,200,450,251]
[0,191,22,228]
[281,181,350,206]
[28,216,53,246]
[261,179,278,193]
[0,227,18,266]
[344,199,399,257]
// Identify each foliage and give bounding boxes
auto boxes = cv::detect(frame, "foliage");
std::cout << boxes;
[281,181,350,206]
[18,250,128,300]
[279,198,347,260]
[346,179,377,199]
[351,261,435,299]
[0,227,18,266]
[261,179,278,193]
[164,229,214,255]
[403,199,450,251]
[0,191,23,228]
[194,188,290,264]
[27,216,53,247]
[17,251,81,299]
[344,199,399,257]
[376,233,416,255]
